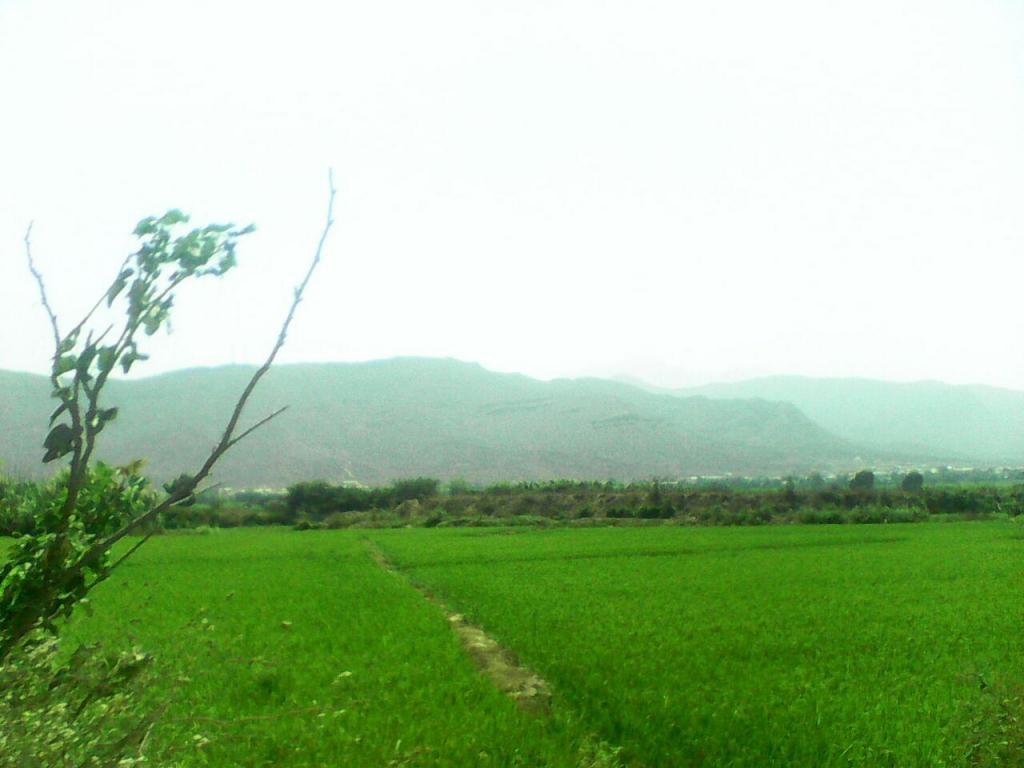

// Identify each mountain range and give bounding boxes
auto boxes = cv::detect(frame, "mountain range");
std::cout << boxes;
[679,376,1024,466]
[2,358,869,488]
[4,359,1021,488]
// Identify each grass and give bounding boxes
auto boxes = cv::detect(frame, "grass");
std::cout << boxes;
[61,529,593,767]
[35,519,1024,766]
[369,522,1024,767]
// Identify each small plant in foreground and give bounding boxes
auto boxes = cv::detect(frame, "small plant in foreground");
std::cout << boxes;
[0,173,333,765]
[0,633,156,768]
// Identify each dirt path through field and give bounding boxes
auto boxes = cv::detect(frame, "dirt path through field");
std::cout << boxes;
[365,540,552,713]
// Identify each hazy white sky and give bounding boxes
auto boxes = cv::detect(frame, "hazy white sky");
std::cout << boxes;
[1,0,1023,388]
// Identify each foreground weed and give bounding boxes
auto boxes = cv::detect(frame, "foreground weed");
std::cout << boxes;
[962,678,1024,767]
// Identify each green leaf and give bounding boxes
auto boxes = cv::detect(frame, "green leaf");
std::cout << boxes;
[133,217,157,236]
[200,237,216,262]
[97,345,117,373]
[106,268,134,307]
[58,331,79,354]
[54,355,77,376]
[91,407,119,435]
[42,423,75,463]
[163,473,196,506]
[120,347,149,374]
[127,279,149,317]
[49,402,68,425]
[76,346,97,377]
[158,209,189,227]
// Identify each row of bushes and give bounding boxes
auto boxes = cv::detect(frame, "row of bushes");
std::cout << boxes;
[172,487,1015,530]
[4,474,1022,535]
[288,503,987,529]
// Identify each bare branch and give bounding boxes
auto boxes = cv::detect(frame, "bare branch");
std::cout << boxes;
[226,406,289,450]
[25,222,62,353]
[187,168,335,487]
[202,481,226,494]
[26,223,91,521]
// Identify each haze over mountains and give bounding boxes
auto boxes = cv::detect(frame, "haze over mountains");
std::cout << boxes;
[2,358,868,488]
[3,359,1019,488]
[679,377,1024,466]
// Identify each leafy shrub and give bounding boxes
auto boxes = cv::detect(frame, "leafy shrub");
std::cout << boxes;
[0,633,157,768]
[849,470,875,492]
[287,480,345,520]
[606,507,635,519]
[390,477,440,503]
[886,507,927,523]
[395,499,423,519]
[0,478,42,536]
[926,488,988,515]
[637,504,673,520]
[292,519,326,531]
[287,479,444,519]
[483,482,515,497]
[750,505,774,524]
[323,511,392,529]
[323,512,354,529]
[901,471,925,493]
[798,507,845,525]
[845,505,879,524]
[445,478,475,495]
[0,464,151,658]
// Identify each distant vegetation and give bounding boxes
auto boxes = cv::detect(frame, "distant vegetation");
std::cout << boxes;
[275,475,1024,529]
[8,471,1019,535]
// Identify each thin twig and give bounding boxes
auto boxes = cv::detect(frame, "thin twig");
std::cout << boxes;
[26,224,89,521]
[191,168,336,484]
[226,406,288,450]
[95,528,159,587]
[188,481,227,500]
[25,222,61,350]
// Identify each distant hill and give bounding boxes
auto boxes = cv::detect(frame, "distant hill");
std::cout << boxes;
[681,376,1024,465]
[0,359,866,487]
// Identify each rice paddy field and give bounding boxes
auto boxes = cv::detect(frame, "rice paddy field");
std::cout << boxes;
[59,521,1024,766]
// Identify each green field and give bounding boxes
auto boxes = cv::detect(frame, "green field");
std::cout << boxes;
[61,521,1023,766]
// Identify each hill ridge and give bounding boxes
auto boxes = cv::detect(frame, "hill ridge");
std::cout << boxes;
[679,375,1024,465]
[1,358,872,487]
